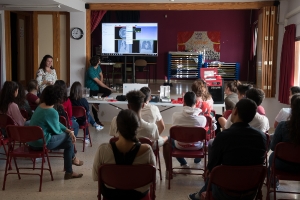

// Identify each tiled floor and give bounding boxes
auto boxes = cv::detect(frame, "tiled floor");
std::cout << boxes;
[0,81,299,199]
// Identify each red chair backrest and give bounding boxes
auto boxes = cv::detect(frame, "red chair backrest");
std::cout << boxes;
[6,125,45,144]
[72,106,86,118]
[170,126,206,143]
[274,142,300,164]
[98,164,156,193]
[208,165,266,193]
[20,109,29,120]
[0,114,17,128]
[59,116,68,127]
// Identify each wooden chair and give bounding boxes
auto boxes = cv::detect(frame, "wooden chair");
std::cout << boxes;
[0,114,17,170]
[98,164,156,200]
[111,63,123,84]
[135,59,149,83]
[109,137,162,180]
[267,142,300,200]
[201,165,266,200]
[72,106,92,152]
[168,126,207,189]
[2,125,54,192]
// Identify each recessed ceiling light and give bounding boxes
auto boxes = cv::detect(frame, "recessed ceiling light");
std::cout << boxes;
[170,0,174,1]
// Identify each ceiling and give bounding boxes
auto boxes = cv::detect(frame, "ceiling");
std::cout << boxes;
[0,0,275,12]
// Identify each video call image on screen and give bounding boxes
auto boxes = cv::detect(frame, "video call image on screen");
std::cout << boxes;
[102,23,158,56]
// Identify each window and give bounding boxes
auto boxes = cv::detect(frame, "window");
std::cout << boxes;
[295,40,300,86]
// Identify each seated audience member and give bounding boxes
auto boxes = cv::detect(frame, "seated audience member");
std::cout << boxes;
[223,88,269,133]
[191,79,213,115]
[28,85,83,180]
[215,81,240,133]
[188,99,267,200]
[269,94,300,188]
[246,88,266,116]
[92,109,155,199]
[274,86,300,128]
[15,82,33,120]
[109,91,160,145]
[140,87,166,135]
[163,91,207,177]
[69,81,103,144]
[54,80,79,138]
[0,81,26,126]
[26,79,40,110]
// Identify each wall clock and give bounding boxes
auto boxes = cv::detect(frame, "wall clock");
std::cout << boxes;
[71,27,84,40]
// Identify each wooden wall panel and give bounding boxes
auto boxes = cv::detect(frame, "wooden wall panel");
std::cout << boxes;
[86,9,91,68]
[5,11,11,81]
[53,12,60,79]
[89,2,275,10]
[33,11,38,78]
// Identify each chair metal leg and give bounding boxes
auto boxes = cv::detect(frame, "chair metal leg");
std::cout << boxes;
[13,157,21,180]
[82,128,85,152]
[39,155,45,192]
[88,126,92,147]
[45,150,54,181]
[2,154,10,190]
[156,150,162,181]
[2,143,12,170]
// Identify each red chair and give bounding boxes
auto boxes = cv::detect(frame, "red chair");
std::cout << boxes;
[204,115,215,140]
[0,114,17,170]
[267,142,300,200]
[98,164,156,200]
[2,125,54,192]
[168,126,207,189]
[72,106,92,152]
[109,137,162,180]
[201,165,266,200]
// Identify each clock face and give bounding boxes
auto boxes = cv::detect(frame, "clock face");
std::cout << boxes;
[71,28,83,40]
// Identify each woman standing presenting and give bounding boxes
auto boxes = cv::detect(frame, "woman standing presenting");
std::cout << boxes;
[36,55,57,94]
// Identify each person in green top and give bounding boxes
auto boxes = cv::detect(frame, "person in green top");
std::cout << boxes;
[85,56,112,126]
[29,85,83,180]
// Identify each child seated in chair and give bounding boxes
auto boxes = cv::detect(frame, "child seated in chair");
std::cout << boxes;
[92,109,155,200]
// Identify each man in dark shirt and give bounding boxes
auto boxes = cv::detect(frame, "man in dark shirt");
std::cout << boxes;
[188,98,267,200]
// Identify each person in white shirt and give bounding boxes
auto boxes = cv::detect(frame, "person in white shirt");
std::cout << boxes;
[274,86,300,128]
[163,91,207,178]
[109,90,160,145]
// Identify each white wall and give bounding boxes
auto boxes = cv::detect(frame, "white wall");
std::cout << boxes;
[69,11,86,85]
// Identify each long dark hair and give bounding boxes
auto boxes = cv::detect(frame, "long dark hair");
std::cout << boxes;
[288,94,300,145]
[14,82,27,107]
[116,110,140,143]
[39,55,54,71]
[70,81,83,100]
[54,80,68,102]
[0,81,19,113]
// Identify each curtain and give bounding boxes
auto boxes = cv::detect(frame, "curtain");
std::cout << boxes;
[91,11,106,33]
[116,11,140,23]
[278,24,296,104]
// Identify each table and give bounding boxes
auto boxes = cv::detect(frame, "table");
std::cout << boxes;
[87,98,225,113]
[101,62,115,85]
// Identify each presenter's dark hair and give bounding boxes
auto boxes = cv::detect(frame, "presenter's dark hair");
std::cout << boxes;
[140,87,151,103]
[126,90,145,113]
[0,81,19,113]
[235,98,257,123]
[245,88,265,106]
[90,56,100,66]
[184,91,197,107]
[39,55,54,71]
[40,85,64,106]
[116,109,140,143]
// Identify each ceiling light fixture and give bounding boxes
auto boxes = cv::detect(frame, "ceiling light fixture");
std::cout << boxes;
[2,4,61,8]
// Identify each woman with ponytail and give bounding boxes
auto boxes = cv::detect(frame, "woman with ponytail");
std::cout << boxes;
[92,109,156,199]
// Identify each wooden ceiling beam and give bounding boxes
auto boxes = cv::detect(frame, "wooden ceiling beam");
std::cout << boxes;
[88,1,276,10]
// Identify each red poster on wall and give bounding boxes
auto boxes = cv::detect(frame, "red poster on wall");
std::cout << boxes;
[177,31,220,61]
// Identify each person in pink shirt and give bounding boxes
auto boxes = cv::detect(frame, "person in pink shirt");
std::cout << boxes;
[0,81,26,127]
[54,80,79,137]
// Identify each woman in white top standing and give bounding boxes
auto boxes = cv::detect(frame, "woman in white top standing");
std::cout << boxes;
[36,55,57,94]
